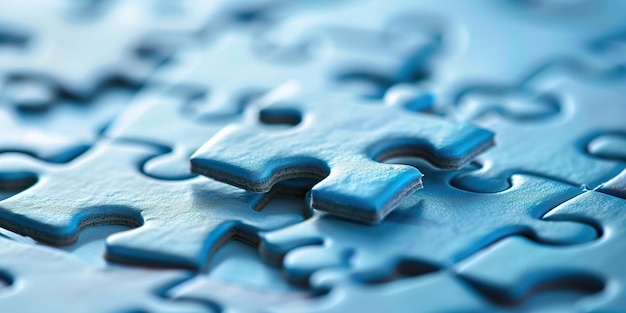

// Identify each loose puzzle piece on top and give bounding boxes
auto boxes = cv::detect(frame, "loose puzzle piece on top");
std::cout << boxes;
[191,87,494,223]
[0,140,307,270]
[452,66,626,192]
[259,159,596,284]
[457,190,626,312]
[0,236,209,313]
[0,0,219,109]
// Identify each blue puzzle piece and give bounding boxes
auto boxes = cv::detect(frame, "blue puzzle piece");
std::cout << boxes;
[452,67,626,192]
[0,0,218,108]
[0,236,209,313]
[269,269,502,313]
[0,140,308,270]
[191,88,494,223]
[0,86,130,163]
[259,159,595,284]
[457,190,626,312]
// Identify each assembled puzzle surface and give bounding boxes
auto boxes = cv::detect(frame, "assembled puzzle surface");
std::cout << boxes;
[0,0,625,312]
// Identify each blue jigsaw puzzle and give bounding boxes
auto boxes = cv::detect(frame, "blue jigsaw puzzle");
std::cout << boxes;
[0,0,625,312]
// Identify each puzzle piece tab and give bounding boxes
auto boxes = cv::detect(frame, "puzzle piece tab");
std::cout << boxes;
[598,169,626,200]
[457,190,626,312]
[0,236,209,313]
[0,140,307,270]
[191,88,494,223]
[243,0,444,55]
[259,159,595,284]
